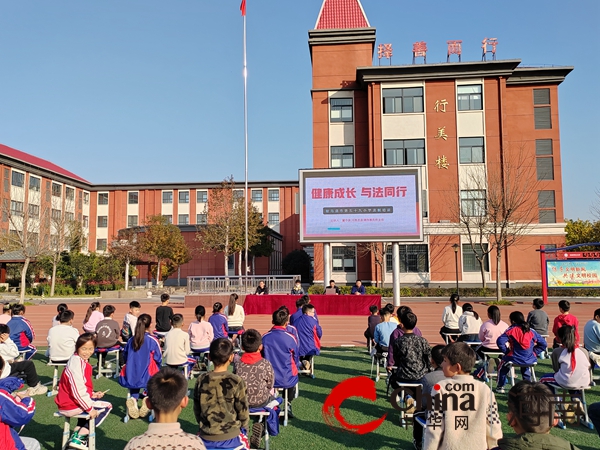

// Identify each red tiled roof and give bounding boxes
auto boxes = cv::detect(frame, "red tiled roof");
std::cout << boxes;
[315,0,370,30]
[0,143,90,184]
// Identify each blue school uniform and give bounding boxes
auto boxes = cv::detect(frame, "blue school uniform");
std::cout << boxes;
[209,313,229,340]
[295,314,322,357]
[119,332,162,390]
[262,326,299,389]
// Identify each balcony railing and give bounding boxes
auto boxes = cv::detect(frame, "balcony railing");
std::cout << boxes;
[187,275,300,295]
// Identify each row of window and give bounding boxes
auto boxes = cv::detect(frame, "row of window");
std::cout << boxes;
[99,212,282,229]
[104,189,282,206]
[9,172,90,203]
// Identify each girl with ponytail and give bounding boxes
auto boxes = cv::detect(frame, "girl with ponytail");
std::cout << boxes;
[83,302,103,333]
[439,293,462,342]
[118,313,162,420]
[477,306,509,358]
[458,303,482,342]
[495,311,547,393]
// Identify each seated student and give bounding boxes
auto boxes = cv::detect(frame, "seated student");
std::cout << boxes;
[496,311,547,394]
[188,305,214,354]
[254,281,269,295]
[351,279,366,295]
[388,312,431,386]
[373,308,396,354]
[276,305,300,344]
[295,304,322,370]
[439,293,462,342]
[193,338,250,450]
[385,303,400,325]
[47,309,79,363]
[224,293,245,348]
[289,295,309,326]
[0,338,47,395]
[364,305,381,348]
[423,342,502,450]
[458,303,482,342]
[527,298,549,337]
[291,279,304,295]
[155,294,173,334]
[163,314,195,376]
[498,381,581,450]
[124,367,207,450]
[82,302,103,334]
[52,303,68,328]
[0,302,11,325]
[552,300,579,348]
[262,308,299,419]
[233,329,279,449]
[95,305,122,350]
[387,306,424,369]
[121,301,141,342]
[0,359,40,450]
[7,304,36,360]
[208,302,229,340]
[413,345,446,450]
[478,305,509,356]
[583,308,600,366]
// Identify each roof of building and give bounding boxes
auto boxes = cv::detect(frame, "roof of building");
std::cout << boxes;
[315,0,370,30]
[0,143,89,184]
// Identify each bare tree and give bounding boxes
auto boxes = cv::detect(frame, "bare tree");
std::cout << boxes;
[110,228,142,290]
[357,243,388,287]
[592,188,600,220]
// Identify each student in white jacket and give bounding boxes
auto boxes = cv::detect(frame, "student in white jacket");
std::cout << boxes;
[458,303,483,342]
[47,310,80,363]
[440,294,462,342]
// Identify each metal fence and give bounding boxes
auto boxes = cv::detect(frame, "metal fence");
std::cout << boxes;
[187,275,300,295]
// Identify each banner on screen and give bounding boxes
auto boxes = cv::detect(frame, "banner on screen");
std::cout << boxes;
[547,260,600,288]
[299,168,423,243]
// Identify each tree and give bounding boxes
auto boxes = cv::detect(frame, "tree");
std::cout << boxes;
[0,191,53,303]
[282,249,311,283]
[565,219,600,246]
[110,228,143,290]
[249,226,275,274]
[140,215,190,286]
[357,243,388,287]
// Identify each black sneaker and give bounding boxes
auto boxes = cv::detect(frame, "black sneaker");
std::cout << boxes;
[287,403,295,419]
[250,422,263,448]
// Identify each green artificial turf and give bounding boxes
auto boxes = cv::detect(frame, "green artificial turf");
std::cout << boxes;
[15,348,600,449]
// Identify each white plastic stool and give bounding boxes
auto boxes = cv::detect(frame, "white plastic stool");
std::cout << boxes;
[54,410,103,450]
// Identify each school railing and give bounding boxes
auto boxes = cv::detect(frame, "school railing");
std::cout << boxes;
[187,275,300,295]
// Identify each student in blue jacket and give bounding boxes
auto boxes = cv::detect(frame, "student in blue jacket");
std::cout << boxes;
[295,304,322,371]
[119,314,162,420]
[208,302,229,340]
[7,305,36,361]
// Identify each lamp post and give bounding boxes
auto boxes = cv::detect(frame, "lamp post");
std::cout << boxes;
[452,243,460,295]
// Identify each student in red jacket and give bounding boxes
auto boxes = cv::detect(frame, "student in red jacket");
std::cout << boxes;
[552,300,580,348]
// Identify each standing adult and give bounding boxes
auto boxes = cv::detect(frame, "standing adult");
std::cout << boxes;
[254,281,269,295]
[351,280,366,295]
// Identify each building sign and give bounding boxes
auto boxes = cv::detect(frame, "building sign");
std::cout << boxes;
[547,260,600,288]
[299,168,422,243]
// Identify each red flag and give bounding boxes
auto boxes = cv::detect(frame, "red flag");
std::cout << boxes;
[240,0,246,16]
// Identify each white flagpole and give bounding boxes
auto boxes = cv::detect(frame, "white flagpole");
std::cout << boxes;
[243,7,249,278]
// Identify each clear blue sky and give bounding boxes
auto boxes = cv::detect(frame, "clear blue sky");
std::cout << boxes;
[0,1,597,219]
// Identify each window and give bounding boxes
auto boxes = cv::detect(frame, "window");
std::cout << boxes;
[83,215,89,228]
[386,244,429,273]
[460,190,486,217]
[127,215,138,228]
[128,192,138,204]
[28,204,39,218]
[251,190,262,202]
[96,239,107,252]
[197,190,208,203]
[233,189,244,200]
[179,191,189,204]
[536,158,554,181]
[332,246,356,272]
[51,209,61,220]
[97,216,108,227]
[382,87,424,113]
[11,171,24,187]
[538,190,556,224]
[65,187,75,201]
[459,137,485,164]
[330,98,353,122]
[268,189,279,201]
[539,210,557,224]
[65,212,74,222]
[52,183,62,197]
[197,213,207,225]
[163,215,172,224]
[162,191,173,204]
[533,88,550,105]
[78,191,82,209]
[178,214,189,225]
[83,192,89,205]
[331,146,354,168]
[3,170,8,193]
[462,244,489,272]
[384,139,426,165]
[98,193,108,205]
[29,176,40,192]
[268,213,280,226]
[533,88,551,129]
[10,201,23,216]
[536,139,553,156]
[457,85,482,111]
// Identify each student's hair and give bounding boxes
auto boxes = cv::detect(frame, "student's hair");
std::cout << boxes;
[594,308,600,319]
[55,303,68,322]
[385,303,395,314]
[277,305,290,314]
[227,293,238,316]
[462,303,479,320]
[379,308,390,317]
[272,308,289,326]
[160,293,170,303]
[171,314,184,327]
[302,303,315,315]
[558,300,570,312]
[443,342,476,372]
[397,305,413,320]
[241,329,262,353]
[103,305,115,317]
[194,305,206,321]
[296,295,309,308]
[60,310,75,324]
[209,338,233,366]
[356,279,362,284]
[487,305,501,325]
[75,333,97,352]
[509,311,530,333]
[294,279,301,284]
[449,293,460,313]
[83,302,100,324]
[431,344,446,367]
[532,298,545,310]
[557,325,576,354]
[369,305,379,314]
[133,314,152,352]
[400,312,417,330]
[11,304,25,316]
[2,302,10,312]
[147,367,188,413]
[129,301,141,309]
[507,381,553,433]
[329,280,335,284]
[0,324,9,334]
[212,302,223,313]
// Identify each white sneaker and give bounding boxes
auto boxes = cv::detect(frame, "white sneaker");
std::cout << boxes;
[26,383,48,396]
[126,397,140,419]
